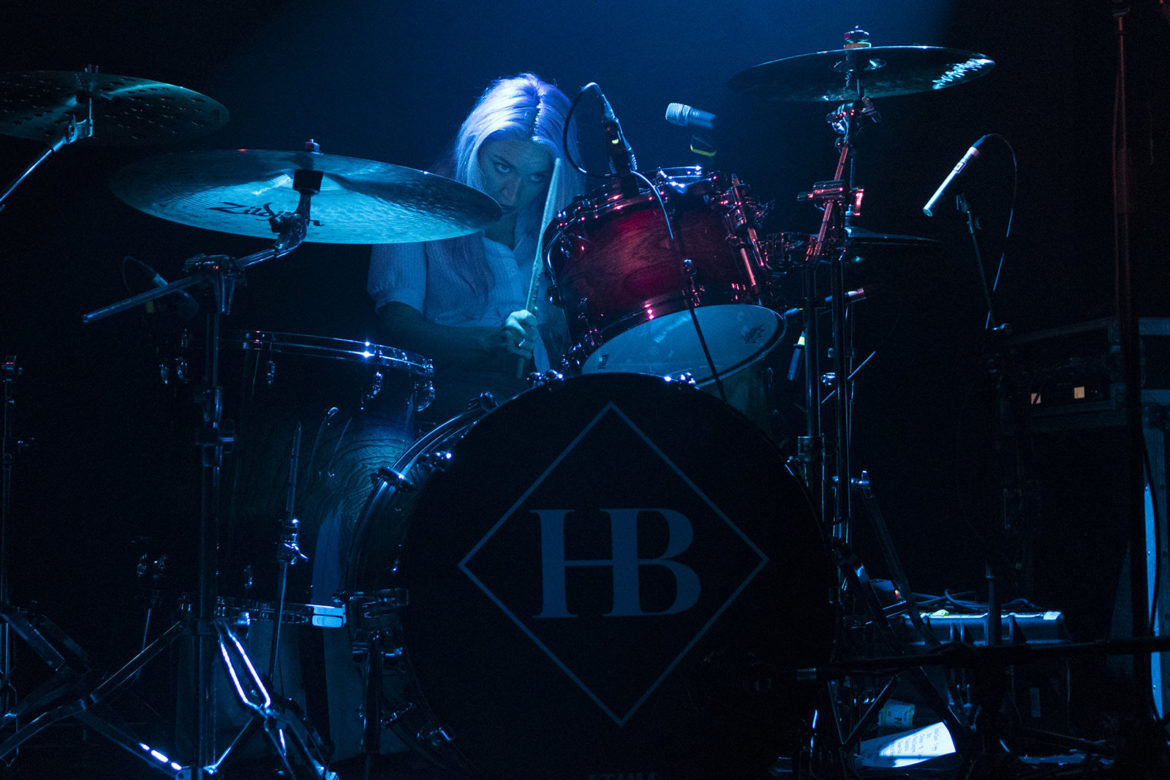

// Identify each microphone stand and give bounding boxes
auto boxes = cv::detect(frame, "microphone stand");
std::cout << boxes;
[1111,0,1155,718]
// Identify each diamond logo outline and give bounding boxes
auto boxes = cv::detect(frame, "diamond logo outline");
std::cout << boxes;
[458,400,769,726]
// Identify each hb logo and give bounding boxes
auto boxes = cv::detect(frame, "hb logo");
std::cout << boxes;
[532,508,701,619]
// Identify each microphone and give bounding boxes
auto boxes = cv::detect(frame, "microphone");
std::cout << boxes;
[131,256,199,320]
[599,91,637,176]
[922,136,987,217]
[664,103,718,133]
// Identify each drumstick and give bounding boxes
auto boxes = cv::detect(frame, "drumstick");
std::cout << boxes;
[516,157,562,379]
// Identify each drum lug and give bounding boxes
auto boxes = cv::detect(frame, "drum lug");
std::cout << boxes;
[469,391,500,413]
[682,258,706,307]
[360,369,384,411]
[381,701,416,726]
[564,340,594,370]
[527,370,565,389]
[414,377,435,414]
[419,450,453,472]
[418,726,453,748]
[374,466,415,491]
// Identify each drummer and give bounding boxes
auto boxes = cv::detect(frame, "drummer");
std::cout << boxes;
[368,72,583,421]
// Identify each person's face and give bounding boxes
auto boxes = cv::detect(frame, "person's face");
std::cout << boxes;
[477,135,554,216]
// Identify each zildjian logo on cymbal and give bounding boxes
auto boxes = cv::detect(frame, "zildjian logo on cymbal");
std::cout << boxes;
[208,202,322,227]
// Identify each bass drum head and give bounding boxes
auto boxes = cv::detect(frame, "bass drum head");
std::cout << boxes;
[349,373,835,778]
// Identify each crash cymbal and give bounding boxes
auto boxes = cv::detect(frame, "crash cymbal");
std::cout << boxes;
[110,148,503,244]
[729,46,994,102]
[0,70,228,145]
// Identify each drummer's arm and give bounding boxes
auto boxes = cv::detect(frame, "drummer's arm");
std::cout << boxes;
[376,302,535,366]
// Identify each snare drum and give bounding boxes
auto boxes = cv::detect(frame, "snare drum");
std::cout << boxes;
[546,168,782,382]
[221,331,433,604]
[337,373,834,777]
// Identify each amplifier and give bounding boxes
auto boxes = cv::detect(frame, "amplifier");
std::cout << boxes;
[1006,317,1170,432]
[1007,317,1122,431]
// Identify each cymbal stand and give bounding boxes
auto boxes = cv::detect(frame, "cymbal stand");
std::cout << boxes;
[794,77,874,537]
[791,40,975,775]
[69,166,329,777]
[0,357,21,719]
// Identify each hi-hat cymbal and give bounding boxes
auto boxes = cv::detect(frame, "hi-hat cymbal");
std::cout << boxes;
[0,70,228,145]
[110,148,503,244]
[729,46,994,102]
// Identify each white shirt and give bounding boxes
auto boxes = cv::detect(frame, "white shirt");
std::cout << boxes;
[368,233,556,370]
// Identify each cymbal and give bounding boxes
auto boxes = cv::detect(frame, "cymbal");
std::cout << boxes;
[845,226,938,248]
[0,70,228,145]
[110,148,504,244]
[728,46,994,102]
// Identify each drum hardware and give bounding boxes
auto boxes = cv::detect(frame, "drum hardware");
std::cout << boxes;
[374,465,417,492]
[209,598,346,630]
[96,141,471,775]
[731,29,1002,775]
[73,148,381,775]
[1,119,482,773]
[794,474,973,778]
[268,423,308,679]
[729,26,995,534]
[208,621,336,779]
[77,164,335,777]
[0,356,25,721]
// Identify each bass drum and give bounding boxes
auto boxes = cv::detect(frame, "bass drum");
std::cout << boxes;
[342,373,835,778]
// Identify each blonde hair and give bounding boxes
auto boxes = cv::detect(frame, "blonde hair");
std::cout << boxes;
[431,73,582,308]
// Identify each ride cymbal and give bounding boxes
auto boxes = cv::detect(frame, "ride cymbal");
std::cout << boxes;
[110,148,503,244]
[729,46,994,102]
[0,70,228,145]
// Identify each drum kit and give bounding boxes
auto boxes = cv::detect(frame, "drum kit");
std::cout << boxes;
[0,35,1045,780]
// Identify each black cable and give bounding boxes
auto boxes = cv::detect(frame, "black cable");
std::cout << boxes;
[978,132,1019,332]
[562,83,604,179]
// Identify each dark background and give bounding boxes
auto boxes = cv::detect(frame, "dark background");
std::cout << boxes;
[0,0,1168,772]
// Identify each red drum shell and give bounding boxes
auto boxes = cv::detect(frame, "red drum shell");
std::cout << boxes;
[546,168,781,381]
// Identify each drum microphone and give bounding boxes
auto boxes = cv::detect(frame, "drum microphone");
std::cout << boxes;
[599,90,637,177]
[922,135,988,217]
[130,256,199,320]
[664,103,718,133]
